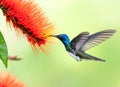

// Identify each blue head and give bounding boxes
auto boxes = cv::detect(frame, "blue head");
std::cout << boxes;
[53,34,70,47]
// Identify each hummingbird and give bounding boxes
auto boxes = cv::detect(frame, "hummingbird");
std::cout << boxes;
[51,29,116,62]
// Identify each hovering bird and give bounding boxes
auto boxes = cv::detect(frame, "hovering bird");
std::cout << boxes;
[51,29,116,62]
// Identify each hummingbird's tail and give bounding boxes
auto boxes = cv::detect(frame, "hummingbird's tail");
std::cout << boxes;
[78,51,106,62]
[84,55,106,62]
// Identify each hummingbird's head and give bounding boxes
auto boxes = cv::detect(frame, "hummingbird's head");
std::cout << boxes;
[51,34,70,46]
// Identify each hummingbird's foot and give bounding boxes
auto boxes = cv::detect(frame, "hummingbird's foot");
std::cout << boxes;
[76,58,82,62]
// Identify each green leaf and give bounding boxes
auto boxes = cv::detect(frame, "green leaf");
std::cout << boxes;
[0,31,8,68]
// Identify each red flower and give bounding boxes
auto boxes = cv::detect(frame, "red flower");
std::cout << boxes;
[0,71,26,87]
[0,0,54,52]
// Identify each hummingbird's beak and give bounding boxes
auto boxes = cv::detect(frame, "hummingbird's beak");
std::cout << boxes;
[48,35,59,38]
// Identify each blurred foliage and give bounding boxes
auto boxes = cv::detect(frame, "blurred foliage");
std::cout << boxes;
[0,31,8,68]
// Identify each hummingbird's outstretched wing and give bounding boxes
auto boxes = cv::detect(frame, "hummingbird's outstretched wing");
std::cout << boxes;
[80,29,116,51]
[70,32,89,52]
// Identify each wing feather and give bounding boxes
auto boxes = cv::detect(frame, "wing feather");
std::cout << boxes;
[81,29,116,51]
[70,32,89,51]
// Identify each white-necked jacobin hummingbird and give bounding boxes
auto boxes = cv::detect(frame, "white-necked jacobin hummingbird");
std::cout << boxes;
[51,29,116,62]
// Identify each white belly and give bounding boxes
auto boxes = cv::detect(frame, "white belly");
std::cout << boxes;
[68,52,81,61]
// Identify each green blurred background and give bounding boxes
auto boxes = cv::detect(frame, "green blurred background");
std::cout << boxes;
[0,0,120,87]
